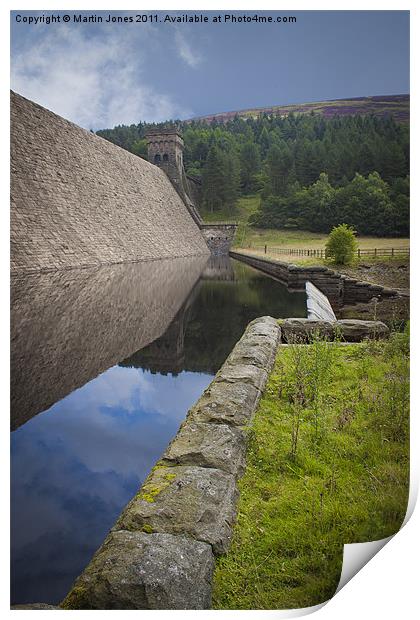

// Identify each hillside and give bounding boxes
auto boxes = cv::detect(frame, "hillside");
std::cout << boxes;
[188,94,409,124]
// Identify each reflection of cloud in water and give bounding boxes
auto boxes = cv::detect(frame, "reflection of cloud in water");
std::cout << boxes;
[19,366,212,474]
[11,365,212,604]
[11,256,208,430]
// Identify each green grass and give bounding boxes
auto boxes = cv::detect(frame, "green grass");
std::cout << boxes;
[236,253,410,271]
[201,194,261,225]
[240,228,410,252]
[212,331,409,610]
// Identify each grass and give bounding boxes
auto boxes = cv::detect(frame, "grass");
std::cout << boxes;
[212,330,410,610]
[201,195,261,225]
[238,229,410,253]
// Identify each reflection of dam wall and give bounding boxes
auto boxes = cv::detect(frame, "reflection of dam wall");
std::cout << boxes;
[11,92,209,274]
[201,256,235,281]
[121,282,201,376]
[122,259,308,376]
[11,256,208,430]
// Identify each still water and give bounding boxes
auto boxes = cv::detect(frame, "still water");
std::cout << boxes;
[11,256,306,605]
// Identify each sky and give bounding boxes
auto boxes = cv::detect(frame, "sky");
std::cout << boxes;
[10,10,409,130]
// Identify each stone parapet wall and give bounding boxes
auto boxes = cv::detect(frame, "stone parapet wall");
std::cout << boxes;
[61,316,281,610]
[11,92,209,274]
[230,251,399,309]
[280,318,389,343]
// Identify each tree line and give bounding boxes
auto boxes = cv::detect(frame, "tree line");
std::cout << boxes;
[96,111,409,237]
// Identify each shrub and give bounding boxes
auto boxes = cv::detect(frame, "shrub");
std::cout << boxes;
[325,223,357,265]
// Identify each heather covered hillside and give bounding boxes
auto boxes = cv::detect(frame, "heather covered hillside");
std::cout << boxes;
[189,94,410,125]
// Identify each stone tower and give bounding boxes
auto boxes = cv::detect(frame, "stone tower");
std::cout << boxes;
[145,129,186,198]
[145,128,238,254]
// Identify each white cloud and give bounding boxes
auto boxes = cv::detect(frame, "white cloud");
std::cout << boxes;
[18,365,213,478]
[174,29,202,68]
[11,25,190,128]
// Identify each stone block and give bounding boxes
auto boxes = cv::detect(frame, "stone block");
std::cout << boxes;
[281,318,389,342]
[247,315,281,338]
[215,363,268,392]
[162,420,246,477]
[281,318,335,343]
[114,465,238,555]
[335,319,389,341]
[226,334,277,369]
[225,317,280,369]
[189,379,261,426]
[61,531,214,609]
[381,287,398,297]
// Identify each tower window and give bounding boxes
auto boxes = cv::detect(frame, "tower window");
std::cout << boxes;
[154,154,161,164]
[163,153,169,162]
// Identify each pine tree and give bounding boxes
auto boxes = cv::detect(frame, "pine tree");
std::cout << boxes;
[266,142,293,196]
[240,141,261,192]
[202,146,226,212]
[223,149,241,210]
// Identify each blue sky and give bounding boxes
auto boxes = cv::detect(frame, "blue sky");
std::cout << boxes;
[10,10,409,130]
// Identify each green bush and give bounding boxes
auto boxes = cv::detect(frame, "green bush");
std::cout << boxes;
[325,223,357,265]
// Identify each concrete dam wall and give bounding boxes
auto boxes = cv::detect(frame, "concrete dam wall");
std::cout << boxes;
[11,92,209,274]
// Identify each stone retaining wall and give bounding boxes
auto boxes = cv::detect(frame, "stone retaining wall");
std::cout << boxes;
[61,316,281,610]
[280,318,389,343]
[230,251,398,309]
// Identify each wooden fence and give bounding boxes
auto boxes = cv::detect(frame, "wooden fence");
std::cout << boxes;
[245,246,410,258]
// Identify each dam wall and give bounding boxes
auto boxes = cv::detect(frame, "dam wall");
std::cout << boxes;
[11,92,209,274]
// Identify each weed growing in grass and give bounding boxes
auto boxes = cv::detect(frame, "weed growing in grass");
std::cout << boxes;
[212,330,409,610]
[286,334,334,457]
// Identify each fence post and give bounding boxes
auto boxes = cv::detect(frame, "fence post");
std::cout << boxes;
[264,244,267,254]
[374,248,377,257]
[358,248,361,258]
[392,248,394,257]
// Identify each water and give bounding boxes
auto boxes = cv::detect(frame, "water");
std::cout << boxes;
[10,256,306,605]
